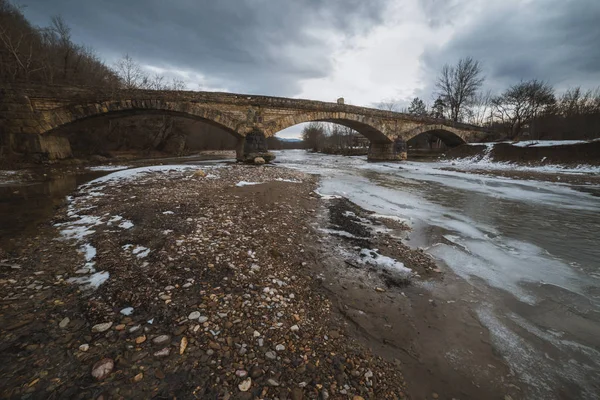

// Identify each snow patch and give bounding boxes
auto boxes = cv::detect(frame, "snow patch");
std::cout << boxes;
[358,248,413,277]
[236,181,262,187]
[88,165,129,171]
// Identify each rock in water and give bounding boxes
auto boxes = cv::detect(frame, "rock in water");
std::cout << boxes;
[253,157,265,165]
[91,358,114,380]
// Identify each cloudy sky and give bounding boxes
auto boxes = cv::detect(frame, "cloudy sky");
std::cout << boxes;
[21,0,600,138]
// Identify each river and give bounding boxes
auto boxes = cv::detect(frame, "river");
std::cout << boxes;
[1,150,599,399]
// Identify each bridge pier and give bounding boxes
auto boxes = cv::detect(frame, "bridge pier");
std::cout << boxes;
[2,133,72,161]
[236,129,275,163]
[367,138,407,161]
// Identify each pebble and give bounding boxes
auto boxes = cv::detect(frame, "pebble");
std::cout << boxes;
[133,372,143,382]
[92,322,113,333]
[79,344,89,352]
[238,377,252,392]
[198,316,208,323]
[290,325,299,332]
[188,311,201,320]
[59,317,70,329]
[249,366,263,378]
[152,335,170,345]
[115,324,126,331]
[432,393,439,399]
[235,370,248,378]
[153,348,170,357]
[267,378,280,387]
[291,388,304,400]
[91,358,114,380]
[135,335,146,344]
[120,307,134,315]
[275,344,285,351]
[179,337,188,355]
[265,351,277,360]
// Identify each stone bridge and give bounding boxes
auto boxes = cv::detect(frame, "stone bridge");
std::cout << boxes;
[0,83,491,161]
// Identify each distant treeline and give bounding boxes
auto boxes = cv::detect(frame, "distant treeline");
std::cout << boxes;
[0,0,119,86]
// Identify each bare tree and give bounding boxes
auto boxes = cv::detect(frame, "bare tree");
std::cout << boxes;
[114,54,145,89]
[302,122,326,152]
[436,57,485,121]
[376,98,400,112]
[558,86,600,116]
[492,79,555,139]
[466,90,493,126]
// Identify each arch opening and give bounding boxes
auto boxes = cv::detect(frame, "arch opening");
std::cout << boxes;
[272,121,371,156]
[265,112,391,144]
[405,125,466,156]
[45,108,243,159]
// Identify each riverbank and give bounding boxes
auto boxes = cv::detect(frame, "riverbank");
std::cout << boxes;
[0,164,410,399]
[445,140,600,167]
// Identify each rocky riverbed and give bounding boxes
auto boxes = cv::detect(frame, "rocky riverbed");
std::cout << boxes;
[0,164,417,399]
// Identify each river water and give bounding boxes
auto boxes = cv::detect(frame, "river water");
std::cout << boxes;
[275,150,600,400]
[1,150,599,399]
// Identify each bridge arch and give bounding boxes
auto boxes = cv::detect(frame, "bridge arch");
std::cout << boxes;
[263,112,391,143]
[403,124,467,147]
[40,100,244,138]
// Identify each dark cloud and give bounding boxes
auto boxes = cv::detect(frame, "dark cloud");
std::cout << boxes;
[420,0,600,98]
[21,0,387,95]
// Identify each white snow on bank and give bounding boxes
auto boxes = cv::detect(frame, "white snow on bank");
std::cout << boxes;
[88,165,129,171]
[79,243,96,262]
[371,214,409,224]
[83,165,196,186]
[314,190,342,200]
[236,181,262,187]
[358,248,413,278]
[68,270,109,289]
[118,220,134,229]
[319,228,368,240]
[512,139,600,147]
[57,215,103,240]
[123,244,151,258]
[469,139,600,148]
[446,157,600,175]
[275,178,302,183]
